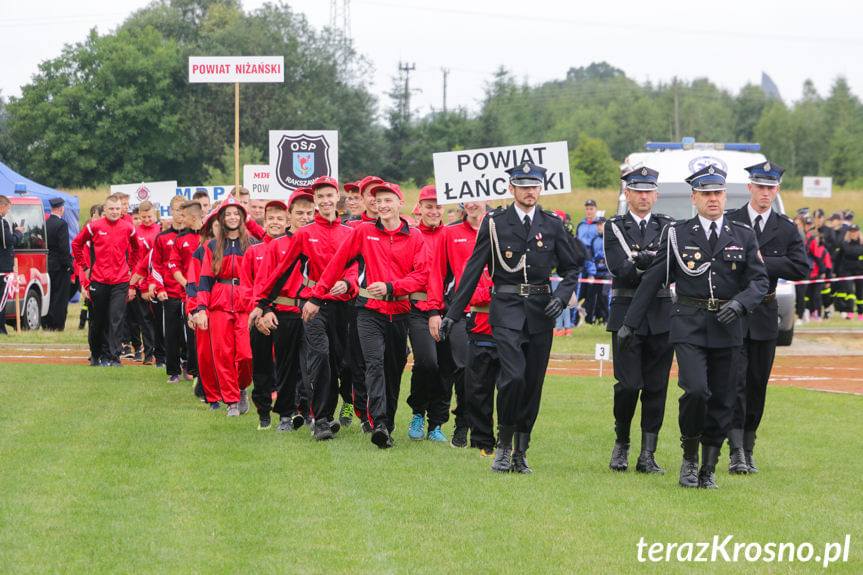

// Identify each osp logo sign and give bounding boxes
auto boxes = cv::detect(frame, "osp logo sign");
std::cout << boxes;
[688,156,728,174]
[274,133,332,190]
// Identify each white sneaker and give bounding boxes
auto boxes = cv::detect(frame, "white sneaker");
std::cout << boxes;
[226,403,240,417]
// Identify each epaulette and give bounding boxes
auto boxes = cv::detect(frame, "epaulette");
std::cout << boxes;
[730,220,752,229]
[776,213,795,224]
[608,214,625,224]
[489,207,506,218]
[655,213,675,223]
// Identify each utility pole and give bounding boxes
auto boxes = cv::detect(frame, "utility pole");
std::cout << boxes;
[673,77,680,141]
[399,61,416,121]
[441,67,449,114]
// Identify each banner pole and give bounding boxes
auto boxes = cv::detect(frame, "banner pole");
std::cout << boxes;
[14,257,21,334]
[234,82,240,191]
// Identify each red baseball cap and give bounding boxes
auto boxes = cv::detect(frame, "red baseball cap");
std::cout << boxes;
[553,209,566,221]
[288,188,314,208]
[343,181,360,193]
[358,175,384,194]
[202,211,218,233]
[265,200,288,212]
[417,185,437,203]
[215,196,247,219]
[369,182,402,200]
[311,175,340,191]
[411,203,421,215]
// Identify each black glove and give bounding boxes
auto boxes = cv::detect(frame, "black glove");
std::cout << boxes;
[544,296,565,318]
[716,299,745,325]
[438,317,455,341]
[633,251,654,270]
[617,324,634,352]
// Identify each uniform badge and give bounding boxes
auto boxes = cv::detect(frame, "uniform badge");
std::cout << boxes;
[641,167,648,176]
[708,166,715,175]
[732,263,737,270]
[694,252,701,260]
[536,241,543,247]
[764,162,771,172]
[505,250,513,259]
[687,261,695,269]
[522,162,530,173]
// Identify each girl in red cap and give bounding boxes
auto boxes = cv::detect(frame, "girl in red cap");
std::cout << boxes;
[196,198,255,416]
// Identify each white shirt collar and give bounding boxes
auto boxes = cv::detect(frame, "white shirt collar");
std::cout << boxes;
[747,203,771,231]
[698,214,724,238]
[629,211,651,227]
[513,203,536,224]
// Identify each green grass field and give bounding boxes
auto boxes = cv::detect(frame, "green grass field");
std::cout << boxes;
[1,360,860,574]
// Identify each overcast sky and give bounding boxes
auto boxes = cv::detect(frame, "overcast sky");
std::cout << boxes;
[3,0,862,119]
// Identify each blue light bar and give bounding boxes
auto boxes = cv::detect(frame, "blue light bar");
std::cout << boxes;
[645,141,761,151]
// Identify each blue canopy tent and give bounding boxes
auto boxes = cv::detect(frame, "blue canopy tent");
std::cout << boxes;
[0,160,80,239]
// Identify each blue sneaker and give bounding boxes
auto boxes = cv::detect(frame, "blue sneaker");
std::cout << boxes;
[408,413,425,440]
[427,426,447,442]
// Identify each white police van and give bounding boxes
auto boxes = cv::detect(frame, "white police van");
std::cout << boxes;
[618,139,796,345]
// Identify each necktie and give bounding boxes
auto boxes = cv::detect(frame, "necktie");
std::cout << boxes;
[523,215,531,235]
[754,215,763,238]
[639,220,646,241]
[709,221,718,251]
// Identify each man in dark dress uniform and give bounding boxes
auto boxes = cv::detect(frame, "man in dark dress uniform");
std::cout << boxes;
[604,167,675,474]
[618,165,768,489]
[44,197,74,330]
[725,161,808,474]
[440,161,585,474]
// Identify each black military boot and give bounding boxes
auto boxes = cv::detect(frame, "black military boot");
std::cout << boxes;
[636,432,665,474]
[512,432,532,474]
[698,444,720,489]
[743,430,758,474]
[727,428,748,474]
[491,425,515,473]
[609,421,630,471]
[678,436,700,488]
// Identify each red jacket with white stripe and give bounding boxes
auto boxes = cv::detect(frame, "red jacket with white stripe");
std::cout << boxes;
[71,217,140,285]
[197,237,255,313]
[149,228,184,299]
[168,229,199,300]
[311,217,428,317]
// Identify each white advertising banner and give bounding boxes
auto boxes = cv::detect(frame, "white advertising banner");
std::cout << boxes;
[243,165,277,200]
[432,141,571,205]
[188,56,285,83]
[111,181,178,217]
[269,130,339,193]
[802,176,832,198]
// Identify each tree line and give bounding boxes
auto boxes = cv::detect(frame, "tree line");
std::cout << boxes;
[1,0,862,190]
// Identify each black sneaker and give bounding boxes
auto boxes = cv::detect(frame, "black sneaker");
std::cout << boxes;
[209,402,221,410]
[89,357,100,367]
[276,416,294,432]
[193,378,206,399]
[120,345,134,359]
[314,419,335,441]
[450,425,469,448]
[257,416,272,430]
[329,419,341,434]
[361,420,373,434]
[133,350,143,362]
[371,424,393,449]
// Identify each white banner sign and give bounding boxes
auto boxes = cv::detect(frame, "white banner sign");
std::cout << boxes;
[244,165,276,200]
[111,181,178,217]
[176,185,233,205]
[188,56,284,83]
[432,141,571,205]
[269,130,339,193]
[803,176,832,198]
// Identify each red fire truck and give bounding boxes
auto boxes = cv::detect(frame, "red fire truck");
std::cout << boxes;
[3,195,50,330]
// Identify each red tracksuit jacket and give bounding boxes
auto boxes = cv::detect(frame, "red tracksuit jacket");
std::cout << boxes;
[311,217,428,317]
[257,214,358,307]
[412,221,446,315]
[149,228,185,299]
[239,234,275,311]
[347,212,377,229]
[72,217,140,285]
[254,232,303,314]
[197,237,255,313]
[168,229,199,301]
[186,244,205,311]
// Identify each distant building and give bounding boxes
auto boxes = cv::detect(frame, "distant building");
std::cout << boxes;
[761,72,781,100]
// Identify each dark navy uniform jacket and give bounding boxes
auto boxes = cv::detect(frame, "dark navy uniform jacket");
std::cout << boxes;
[447,204,585,334]
[604,212,674,334]
[46,214,73,272]
[623,216,769,348]
[726,205,808,340]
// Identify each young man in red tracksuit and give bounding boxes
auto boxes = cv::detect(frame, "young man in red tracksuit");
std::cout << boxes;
[169,201,204,391]
[149,195,189,381]
[256,177,358,440]
[305,182,428,448]
[428,200,488,449]
[250,190,315,432]
[197,198,255,417]
[72,193,141,366]
[133,201,162,364]
[240,200,288,429]
[339,175,384,431]
[187,213,219,407]
[405,186,451,443]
